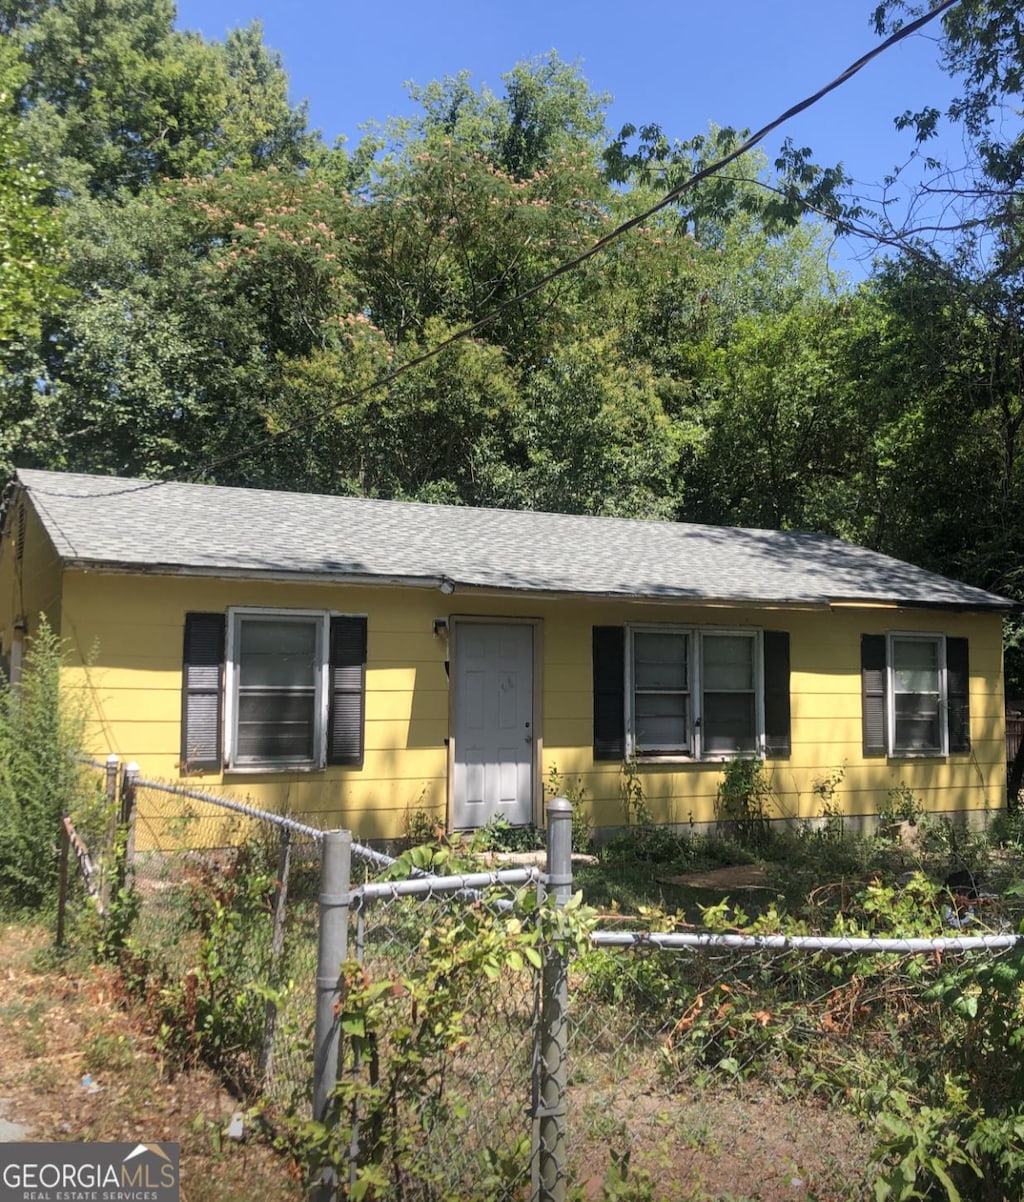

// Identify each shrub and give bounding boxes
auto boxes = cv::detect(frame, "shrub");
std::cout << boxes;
[474,812,545,853]
[0,616,95,912]
[714,758,773,851]
[877,782,924,827]
[546,765,593,853]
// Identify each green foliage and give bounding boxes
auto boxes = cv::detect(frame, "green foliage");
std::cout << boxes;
[402,806,443,848]
[860,939,1024,1202]
[3,1,1024,708]
[473,813,545,853]
[620,760,653,830]
[298,887,594,1197]
[584,819,1024,1202]
[385,830,479,879]
[95,832,283,1101]
[869,1086,983,1202]
[546,764,593,853]
[594,1148,657,1202]
[608,761,700,865]
[578,915,692,1023]
[0,615,95,912]
[94,825,140,963]
[1,0,315,198]
[714,759,773,851]
[812,765,847,842]
[1,22,850,526]
[988,806,1024,850]
[874,1,1024,187]
[0,43,65,350]
[877,783,925,828]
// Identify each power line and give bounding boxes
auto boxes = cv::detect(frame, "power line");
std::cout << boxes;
[26,0,961,499]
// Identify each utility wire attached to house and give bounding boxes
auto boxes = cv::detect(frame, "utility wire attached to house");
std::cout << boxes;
[23,0,961,501]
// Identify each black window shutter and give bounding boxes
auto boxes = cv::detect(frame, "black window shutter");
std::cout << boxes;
[181,613,225,772]
[861,634,888,758]
[328,616,367,767]
[947,637,971,754]
[593,626,625,761]
[763,631,791,758]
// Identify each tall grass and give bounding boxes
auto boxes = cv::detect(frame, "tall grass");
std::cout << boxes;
[0,616,95,911]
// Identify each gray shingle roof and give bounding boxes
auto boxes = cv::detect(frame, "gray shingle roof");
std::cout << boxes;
[12,468,1015,610]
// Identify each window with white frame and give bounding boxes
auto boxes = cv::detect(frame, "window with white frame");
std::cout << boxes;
[861,631,970,760]
[632,630,692,755]
[627,626,761,759]
[227,609,329,768]
[181,609,367,774]
[888,633,946,756]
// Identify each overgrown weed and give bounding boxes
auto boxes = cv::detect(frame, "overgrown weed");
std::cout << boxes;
[0,617,108,914]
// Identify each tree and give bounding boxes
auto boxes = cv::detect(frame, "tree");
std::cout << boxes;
[0,40,66,474]
[1,37,849,531]
[858,2,1024,696]
[871,0,1024,253]
[0,40,63,346]
[0,0,315,198]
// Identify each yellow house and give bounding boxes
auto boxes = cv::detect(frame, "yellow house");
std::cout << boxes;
[0,467,1015,841]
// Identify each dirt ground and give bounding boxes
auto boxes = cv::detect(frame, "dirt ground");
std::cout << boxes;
[571,1079,875,1201]
[658,864,774,891]
[0,920,876,1202]
[0,922,303,1202]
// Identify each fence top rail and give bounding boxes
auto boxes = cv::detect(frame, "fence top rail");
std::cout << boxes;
[590,930,1021,954]
[350,840,396,869]
[82,760,514,879]
[355,865,541,903]
[88,762,404,862]
[132,775,327,841]
[76,754,112,772]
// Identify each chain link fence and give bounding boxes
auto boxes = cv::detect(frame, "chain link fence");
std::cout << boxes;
[67,757,327,1110]
[61,767,1024,1201]
[335,855,547,1200]
[65,759,562,1202]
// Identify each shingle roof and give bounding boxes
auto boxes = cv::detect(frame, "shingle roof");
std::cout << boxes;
[11,468,1015,610]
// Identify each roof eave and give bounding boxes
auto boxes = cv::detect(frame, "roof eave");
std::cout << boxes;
[60,558,831,605]
[62,558,460,594]
[830,594,1020,614]
[58,559,1015,611]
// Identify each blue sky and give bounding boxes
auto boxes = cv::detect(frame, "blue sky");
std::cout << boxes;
[174,1,961,274]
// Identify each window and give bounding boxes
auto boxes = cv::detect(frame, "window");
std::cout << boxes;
[591,625,788,762]
[229,611,325,767]
[181,609,367,772]
[702,633,758,755]
[890,635,943,755]
[632,630,692,755]
[860,633,970,758]
[628,627,760,758]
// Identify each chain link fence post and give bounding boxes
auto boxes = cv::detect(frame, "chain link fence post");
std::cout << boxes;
[55,816,71,947]
[311,829,352,1202]
[104,753,119,808]
[114,761,138,897]
[536,796,573,1202]
[103,755,120,911]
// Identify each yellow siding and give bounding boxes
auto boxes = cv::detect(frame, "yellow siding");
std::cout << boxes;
[47,567,1008,842]
[0,496,63,660]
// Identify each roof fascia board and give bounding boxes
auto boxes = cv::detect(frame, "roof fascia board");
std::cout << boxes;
[63,561,455,593]
[63,560,834,606]
[830,596,1020,615]
[59,561,1011,611]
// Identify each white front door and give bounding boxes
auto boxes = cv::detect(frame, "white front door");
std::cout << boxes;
[452,622,534,829]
